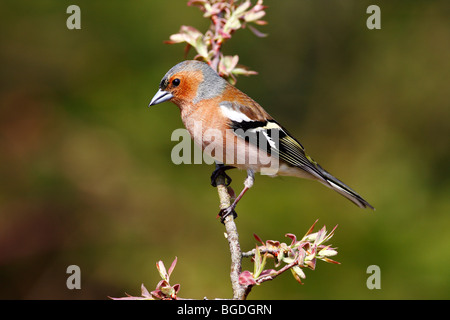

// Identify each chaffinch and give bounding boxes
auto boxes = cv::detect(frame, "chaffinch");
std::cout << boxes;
[149,60,374,219]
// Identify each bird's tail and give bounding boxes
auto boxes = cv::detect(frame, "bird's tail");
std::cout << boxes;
[316,165,374,210]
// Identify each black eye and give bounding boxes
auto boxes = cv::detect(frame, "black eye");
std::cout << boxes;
[172,78,180,87]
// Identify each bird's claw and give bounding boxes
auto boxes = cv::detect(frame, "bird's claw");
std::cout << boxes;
[211,165,234,187]
[218,206,237,223]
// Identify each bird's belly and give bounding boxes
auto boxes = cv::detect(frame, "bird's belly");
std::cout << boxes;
[194,129,281,175]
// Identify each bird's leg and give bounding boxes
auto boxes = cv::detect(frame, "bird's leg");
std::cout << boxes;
[211,162,235,187]
[219,169,255,223]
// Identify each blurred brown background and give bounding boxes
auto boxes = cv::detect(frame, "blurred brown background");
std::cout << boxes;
[1,0,449,299]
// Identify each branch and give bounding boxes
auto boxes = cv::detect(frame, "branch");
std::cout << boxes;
[214,173,246,300]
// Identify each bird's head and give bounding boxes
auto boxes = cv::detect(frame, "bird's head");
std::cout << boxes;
[149,60,227,109]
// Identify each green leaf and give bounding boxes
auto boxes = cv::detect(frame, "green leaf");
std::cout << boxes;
[195,36,209,58]
[232,67,258,76]
[292,265,306,279]
[244,10,266,22]
[156,260,168,281]
[235,0,251,17]
[253,245,262,276]
[290,267,304,284]
[224,15,241,32]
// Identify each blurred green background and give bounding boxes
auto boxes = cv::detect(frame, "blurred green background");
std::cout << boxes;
[1,0,449,299]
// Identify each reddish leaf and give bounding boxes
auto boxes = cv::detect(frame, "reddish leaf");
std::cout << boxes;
[285,233,297,246]
[303,219,319,238]
[168,257,177,278]
[253,233,264,245]
[239,271,257,286]
[259,269,276,278]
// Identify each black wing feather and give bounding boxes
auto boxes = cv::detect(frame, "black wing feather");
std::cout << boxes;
[229,115,374,209]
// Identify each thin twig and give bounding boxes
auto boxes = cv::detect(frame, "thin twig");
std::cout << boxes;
[241,248,278,258]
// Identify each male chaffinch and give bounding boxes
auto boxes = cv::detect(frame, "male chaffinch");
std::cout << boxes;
[149,60,374,219]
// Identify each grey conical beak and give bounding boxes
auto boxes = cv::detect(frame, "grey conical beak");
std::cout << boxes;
[148,89,173,107]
